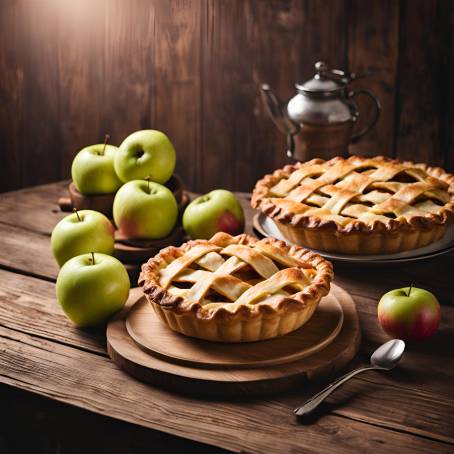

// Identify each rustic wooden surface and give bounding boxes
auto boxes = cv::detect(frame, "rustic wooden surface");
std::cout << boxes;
[0,181,454,453]
[1,0,454,194]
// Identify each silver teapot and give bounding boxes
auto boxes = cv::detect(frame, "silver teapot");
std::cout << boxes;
[260,61,381,161]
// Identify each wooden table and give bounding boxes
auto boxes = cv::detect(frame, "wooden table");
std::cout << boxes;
[1,181,453,453]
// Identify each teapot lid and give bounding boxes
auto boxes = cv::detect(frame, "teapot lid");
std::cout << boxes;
[296,62,345,96]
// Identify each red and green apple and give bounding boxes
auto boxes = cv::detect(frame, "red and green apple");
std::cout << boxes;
[56,252,130,327]
[113,179,178,239]
[378,286,441,341]
[51,210,115,267]
[182,189,244,239]
[71,143,122,195]
[114,130,176,184]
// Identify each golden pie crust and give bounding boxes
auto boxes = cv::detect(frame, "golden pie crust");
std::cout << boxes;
[139,232,333,342]
[252,155,454,254]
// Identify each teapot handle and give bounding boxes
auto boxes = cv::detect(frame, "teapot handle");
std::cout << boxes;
[349,89,381,143]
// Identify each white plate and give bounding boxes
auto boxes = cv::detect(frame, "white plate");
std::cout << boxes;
[253,213,454,264]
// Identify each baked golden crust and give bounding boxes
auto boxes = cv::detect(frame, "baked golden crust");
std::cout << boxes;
[138,232,333,342]
[252,155,454,254]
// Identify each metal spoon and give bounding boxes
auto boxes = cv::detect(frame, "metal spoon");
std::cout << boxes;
[294,339,405,417]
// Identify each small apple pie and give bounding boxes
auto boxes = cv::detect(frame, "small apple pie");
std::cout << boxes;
[252,155,454,254]
[139,232,333,342]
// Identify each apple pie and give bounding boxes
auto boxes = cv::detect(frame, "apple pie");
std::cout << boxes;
[252,155,454,254]
[139,232,333,342]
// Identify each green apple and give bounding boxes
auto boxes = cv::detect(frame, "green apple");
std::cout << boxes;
[51,210,115,267]
[378,287,441,341]
[114,130,176,184]
[113,179,178,239]
[56,253,130,327]
[71,143,122,195]
[183,189,244,239]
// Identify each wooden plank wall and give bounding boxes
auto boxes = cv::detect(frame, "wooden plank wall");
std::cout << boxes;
[0,0,453,193]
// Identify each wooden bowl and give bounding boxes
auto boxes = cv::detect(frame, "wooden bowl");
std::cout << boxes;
[69,182,115,218]
[114,226,186,264]
[62,174,185,218]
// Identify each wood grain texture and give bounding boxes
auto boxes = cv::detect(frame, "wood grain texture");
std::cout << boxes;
[200,0,251,191]
[1,0,454,195]
[440,0,454,172]
[348,0,399,157]
[394,0,446,166]
[153,0,202,190]
[0,1,23,192]
[0,269,106,355]
[0,180,68,234]
[101,0,155,148]
[0,223,58,280]
[54,0,107,176]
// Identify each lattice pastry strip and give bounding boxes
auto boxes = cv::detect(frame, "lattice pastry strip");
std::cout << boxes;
[221,244,279,278]
[159,244,222,288]
[233,267,311,307]
[179,256,250,304]
[374,182,442,215]
[271,164,326,196]
[162,241,315,309]
[195,251,226,271]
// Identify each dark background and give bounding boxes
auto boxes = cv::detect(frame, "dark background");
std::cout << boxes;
[1,0,453,195]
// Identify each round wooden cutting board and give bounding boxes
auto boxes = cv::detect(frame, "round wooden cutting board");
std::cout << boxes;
[125,292,344,369]
[107,284,361,396]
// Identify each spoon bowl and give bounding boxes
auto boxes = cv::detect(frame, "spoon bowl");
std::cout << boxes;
[370,339,406,370]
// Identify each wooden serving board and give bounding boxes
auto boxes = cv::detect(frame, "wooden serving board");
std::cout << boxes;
[107,284,361,396]
[125,292,344,369]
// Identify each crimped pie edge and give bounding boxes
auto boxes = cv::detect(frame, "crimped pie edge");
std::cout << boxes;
[251,155,454,234]
[138,233,333,322]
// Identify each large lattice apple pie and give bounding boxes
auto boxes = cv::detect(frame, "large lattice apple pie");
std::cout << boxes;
[139,232,333,342]
[252,155,454,255]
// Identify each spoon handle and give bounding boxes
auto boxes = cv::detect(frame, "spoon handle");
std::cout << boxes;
[294,366,380,417]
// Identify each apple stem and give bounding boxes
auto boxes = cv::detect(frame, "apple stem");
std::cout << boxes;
[91,252,95,265]
[73,208,81,222]
[145,176,150,193]
[407,283,414,297]
[101,134,110,156]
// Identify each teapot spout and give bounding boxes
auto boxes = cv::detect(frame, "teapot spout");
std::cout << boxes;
[260,84,300,136]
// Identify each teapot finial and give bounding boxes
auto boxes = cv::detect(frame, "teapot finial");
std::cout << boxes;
[315,61,327,75]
